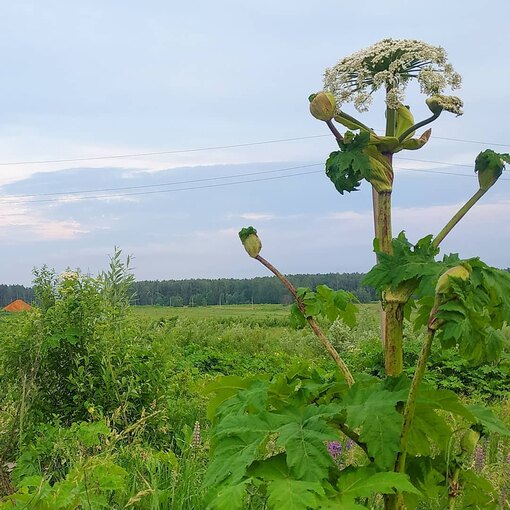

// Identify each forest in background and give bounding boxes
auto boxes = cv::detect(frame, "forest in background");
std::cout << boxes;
[0,272,377,307]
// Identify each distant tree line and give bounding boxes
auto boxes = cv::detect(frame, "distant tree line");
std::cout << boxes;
[131,273,378,306]
[0,285,34,307]
[4,268,510,308]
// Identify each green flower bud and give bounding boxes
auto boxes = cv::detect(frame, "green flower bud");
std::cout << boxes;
[309,92,336,121]
[239,226,262,258]
[460,429,480,455]
[475,149,505,191]
[435,264,471,295]
[425,96,443,115]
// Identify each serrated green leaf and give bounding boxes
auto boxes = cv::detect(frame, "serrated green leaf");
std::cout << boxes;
[203,375,256,420]
[275,404,339,481]
[460,469,498,509]
[267,478,324,510]
[289,302,307,329]
[467,404,510,435]
[342,383,405,468]
[407,405,453,455]
[337,467,420,497]
[205,433,265,486]
[207,479,251,510]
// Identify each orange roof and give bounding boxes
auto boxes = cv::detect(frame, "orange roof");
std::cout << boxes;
[3,299,31,312]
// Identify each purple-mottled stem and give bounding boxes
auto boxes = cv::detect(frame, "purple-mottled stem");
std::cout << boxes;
[255,254,355,387]
[326,120,344,142]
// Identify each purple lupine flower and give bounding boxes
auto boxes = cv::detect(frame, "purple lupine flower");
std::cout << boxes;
[474,445,484,471]
[327,441,343,461]
[345,439,354,451]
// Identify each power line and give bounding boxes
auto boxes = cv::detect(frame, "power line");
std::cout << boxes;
[0,158,507,206]
[0,169,324,206]
[3,166,507,208]
[0,133,508,167]
[396,156,472,168]
[0,163,322,199]
[0,135,330,166]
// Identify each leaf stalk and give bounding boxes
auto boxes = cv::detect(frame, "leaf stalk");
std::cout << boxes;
[254,254,355,387]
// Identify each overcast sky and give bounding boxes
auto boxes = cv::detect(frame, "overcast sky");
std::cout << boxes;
[0,1,509,285]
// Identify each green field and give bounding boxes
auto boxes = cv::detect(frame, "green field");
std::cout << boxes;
[133,303,291,320]
[0,283,508,508]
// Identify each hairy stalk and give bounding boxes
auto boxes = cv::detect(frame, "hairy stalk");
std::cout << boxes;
[397,112,440,143]
[385,325,436,510]
[396,327,436,474]
[325,119,343,142]
[336,111,375,133]
[382,100,404,510]
[448,466,461,509]
[255,254,355,387]
[432,188,487,248]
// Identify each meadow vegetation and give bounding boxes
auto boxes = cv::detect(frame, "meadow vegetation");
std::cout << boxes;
[0,251,507,508]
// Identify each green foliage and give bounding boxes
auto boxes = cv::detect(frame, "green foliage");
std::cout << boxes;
[290,284,357,328]
[204,367,494,508]
[325,131,370,194]
[363,232,442,296]
[364,232,510,364]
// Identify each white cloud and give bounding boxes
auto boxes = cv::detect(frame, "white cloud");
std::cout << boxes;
[30,220,90,240]
[240,212,274,221]
[0,201,90,241]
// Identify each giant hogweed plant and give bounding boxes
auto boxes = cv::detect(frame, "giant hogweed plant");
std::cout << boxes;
[204,40,510,509]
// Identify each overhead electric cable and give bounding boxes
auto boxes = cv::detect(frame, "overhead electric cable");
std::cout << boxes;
[0,133,508,167]
[0,157,508,205]
[0,163,322,199]
[0,169,324,206]
[0,135,330,166]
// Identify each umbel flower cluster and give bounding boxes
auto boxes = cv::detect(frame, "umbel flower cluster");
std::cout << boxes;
[324,38,462,111]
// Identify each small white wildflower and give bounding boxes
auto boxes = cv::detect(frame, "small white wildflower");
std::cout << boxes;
[324,39,462,112]
[191,421,201,448]
[59,270,79,282]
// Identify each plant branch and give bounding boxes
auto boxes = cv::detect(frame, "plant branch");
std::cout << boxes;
[397,112,441,143]
[325,120,343,142]
[432,187,487,249]
[255,254,355,387]
[336,111,376,134]
[395,325,436,474]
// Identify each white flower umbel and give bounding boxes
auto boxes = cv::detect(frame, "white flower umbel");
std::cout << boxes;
[59,270,79,282]
[324,39,462,112]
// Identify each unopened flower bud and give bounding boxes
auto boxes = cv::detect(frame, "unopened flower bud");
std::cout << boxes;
[309,92,336,121]
[239,226,262,258]
[435,264,471,295]
[426,96,443,115]
[475,149,505,191]
[460,429,480,455]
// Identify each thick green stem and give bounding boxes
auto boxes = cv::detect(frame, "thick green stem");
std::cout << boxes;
[377,188,405,377]
[255,255,355,387]
[377,190,393,254]
[386,106,397,137]
[396,327,436,473]
[383,301,404,376]
[432,188,487,249]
